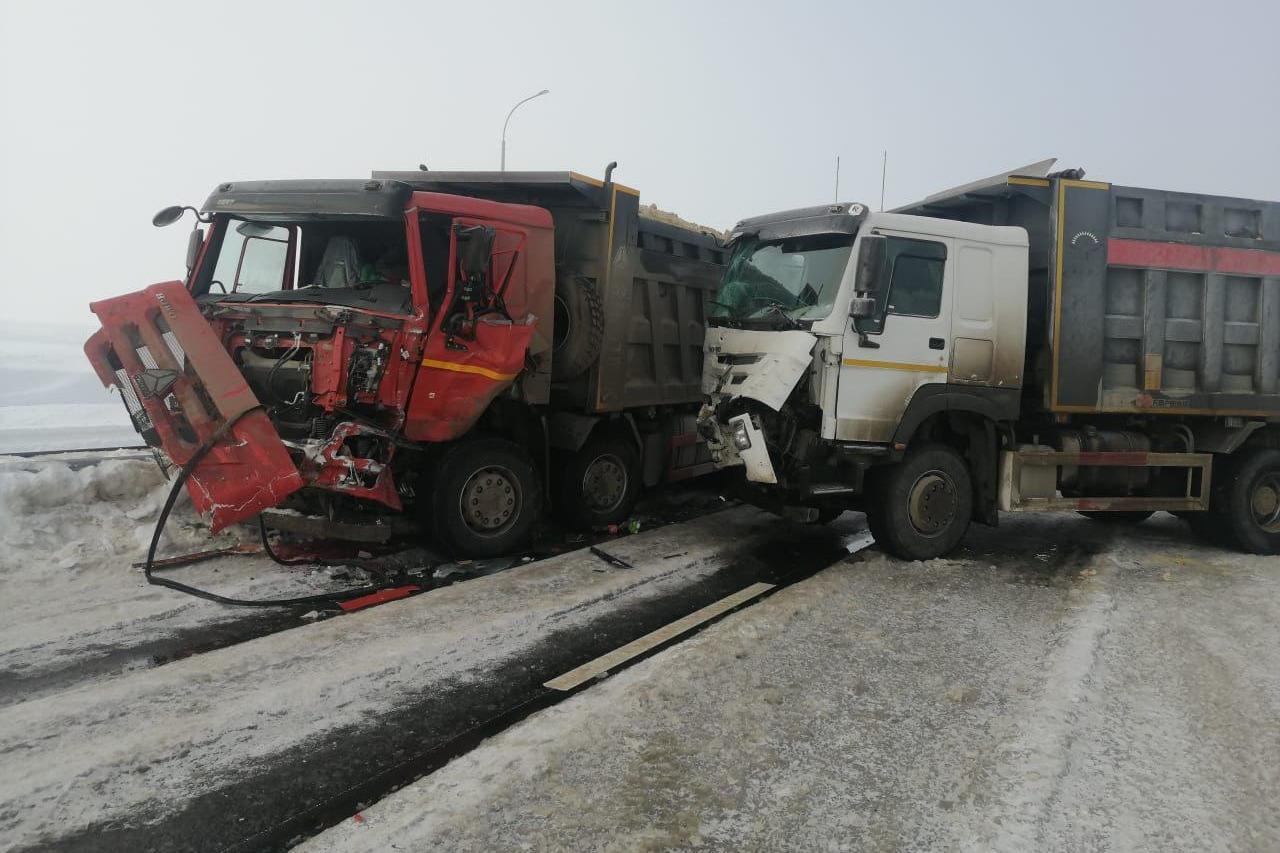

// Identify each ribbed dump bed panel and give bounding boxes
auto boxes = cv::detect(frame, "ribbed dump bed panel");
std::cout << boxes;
[595,206,726,411]
[1052,180,1280,415]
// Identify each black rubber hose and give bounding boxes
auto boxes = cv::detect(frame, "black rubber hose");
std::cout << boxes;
[142,406,407,609]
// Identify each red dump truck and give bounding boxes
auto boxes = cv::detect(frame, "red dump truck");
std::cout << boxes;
[699,162,1280,558]
[85,168,725,557]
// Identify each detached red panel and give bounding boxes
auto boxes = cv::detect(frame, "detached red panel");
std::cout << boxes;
[85,281,303,531]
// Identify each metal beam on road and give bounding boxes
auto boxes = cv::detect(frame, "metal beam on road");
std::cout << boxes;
[543,582,776,691]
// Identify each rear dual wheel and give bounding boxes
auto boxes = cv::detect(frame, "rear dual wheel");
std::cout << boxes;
[1203,448,1280,555]
[1183,448,1280,554]
[556,433,641,530]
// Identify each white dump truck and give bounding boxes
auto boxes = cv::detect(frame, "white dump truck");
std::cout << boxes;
[698,162,1280,559]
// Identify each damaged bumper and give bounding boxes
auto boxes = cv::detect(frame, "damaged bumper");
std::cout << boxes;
[697,327,816,484]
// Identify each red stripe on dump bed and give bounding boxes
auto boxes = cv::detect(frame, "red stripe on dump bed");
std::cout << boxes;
[1108,238,1280,276]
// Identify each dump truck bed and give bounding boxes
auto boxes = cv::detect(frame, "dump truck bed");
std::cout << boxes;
[899,170,1280,417]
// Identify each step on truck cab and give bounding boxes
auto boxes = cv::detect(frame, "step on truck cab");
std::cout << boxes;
[699,161,1280,558]
[86,168,725,557]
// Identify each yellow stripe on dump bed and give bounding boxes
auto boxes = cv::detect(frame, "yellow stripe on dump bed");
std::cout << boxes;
[420,358,518,382]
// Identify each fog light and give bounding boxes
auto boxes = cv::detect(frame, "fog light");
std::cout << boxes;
[731,421,752,451]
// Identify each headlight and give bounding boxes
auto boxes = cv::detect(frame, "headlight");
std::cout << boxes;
[731,421,752,451]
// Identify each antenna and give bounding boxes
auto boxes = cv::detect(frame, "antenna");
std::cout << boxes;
[880,150,887,211]
[834,155,840,201]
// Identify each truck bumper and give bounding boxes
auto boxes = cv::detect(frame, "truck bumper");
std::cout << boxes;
[84,281,303,532]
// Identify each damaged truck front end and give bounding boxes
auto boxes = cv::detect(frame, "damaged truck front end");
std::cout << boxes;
[85,178,546,542]
[698,203,869,514]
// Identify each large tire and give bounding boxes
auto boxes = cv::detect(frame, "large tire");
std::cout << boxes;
[1078,511,1155,524]
[429,438,542,558]
[556,432,641,530]
[551,275,604,381]
[865,444,973,561]
[1216,448,1280,555]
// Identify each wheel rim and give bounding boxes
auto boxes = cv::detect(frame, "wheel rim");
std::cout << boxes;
[907,470,958,537]
[581,453,628,514]
[459,465,521,537]
[1250,472,1280,533]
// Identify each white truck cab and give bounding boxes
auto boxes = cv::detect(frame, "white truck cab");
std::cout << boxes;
[701,204,1028,486]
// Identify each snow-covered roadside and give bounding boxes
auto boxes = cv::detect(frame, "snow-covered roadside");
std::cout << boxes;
[0,501,803,849]
[298,515,1280,853]
[0,454,368,699]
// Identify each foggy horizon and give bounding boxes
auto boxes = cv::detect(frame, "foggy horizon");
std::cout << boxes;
[3,0,1279,325]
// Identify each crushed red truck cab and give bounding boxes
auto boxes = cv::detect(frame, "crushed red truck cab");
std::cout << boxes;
[86,171,725,556]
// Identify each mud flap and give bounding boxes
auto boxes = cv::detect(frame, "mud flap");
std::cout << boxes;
[405,318,535,442]
[85,281,302,532]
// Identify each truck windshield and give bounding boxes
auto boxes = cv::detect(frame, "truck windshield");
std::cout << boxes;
[197,217,414,314]
[710,233,853,325]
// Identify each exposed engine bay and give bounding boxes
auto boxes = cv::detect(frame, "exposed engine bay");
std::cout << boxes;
[203,301,410,514]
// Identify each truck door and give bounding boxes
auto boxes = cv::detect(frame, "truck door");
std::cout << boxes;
[404,220,536,442]
[836,234,951,443]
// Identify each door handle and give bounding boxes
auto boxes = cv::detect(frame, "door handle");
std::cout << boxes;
[929,337,945,350]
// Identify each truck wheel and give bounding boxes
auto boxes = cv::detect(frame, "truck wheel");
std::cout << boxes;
[430,438,542,558]
[1078,511,1155,524]
[866,444,973,561]
[551,275,604,381]
[557,433,640,529]
[1218,448,1280,555]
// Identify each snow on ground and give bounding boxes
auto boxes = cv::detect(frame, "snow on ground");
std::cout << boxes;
[0,494,799,849]
[0,454,367,701]
[300,515,1280,853]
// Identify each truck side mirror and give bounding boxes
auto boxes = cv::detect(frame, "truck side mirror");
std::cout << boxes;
[849,296,876,318]
[455,225,496,283]
[854,234,887,294]
[185,227,204,277]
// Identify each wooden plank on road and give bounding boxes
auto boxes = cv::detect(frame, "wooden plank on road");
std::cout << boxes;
[543,581,776,691]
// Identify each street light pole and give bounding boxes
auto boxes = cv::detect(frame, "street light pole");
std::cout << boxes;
[500,88,550,172]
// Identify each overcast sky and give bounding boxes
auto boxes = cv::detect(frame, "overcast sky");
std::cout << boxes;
[2,0,1278,328]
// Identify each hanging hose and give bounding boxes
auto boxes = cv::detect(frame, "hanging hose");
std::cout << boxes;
[142,406,410,609]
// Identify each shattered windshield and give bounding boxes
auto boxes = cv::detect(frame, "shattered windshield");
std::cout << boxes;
[709,233,854,325]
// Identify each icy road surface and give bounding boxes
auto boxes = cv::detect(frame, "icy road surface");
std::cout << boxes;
[0,452,839,851]
[302,515,1280,853]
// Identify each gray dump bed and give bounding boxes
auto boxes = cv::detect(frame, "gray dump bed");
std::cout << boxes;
[899,167,1280,418]
[373,170,726,414]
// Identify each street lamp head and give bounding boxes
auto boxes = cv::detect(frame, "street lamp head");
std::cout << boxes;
[501,88,552,172]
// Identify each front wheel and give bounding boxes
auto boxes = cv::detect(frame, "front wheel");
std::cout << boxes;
[429,438,542,558]
[865,443,973,561]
